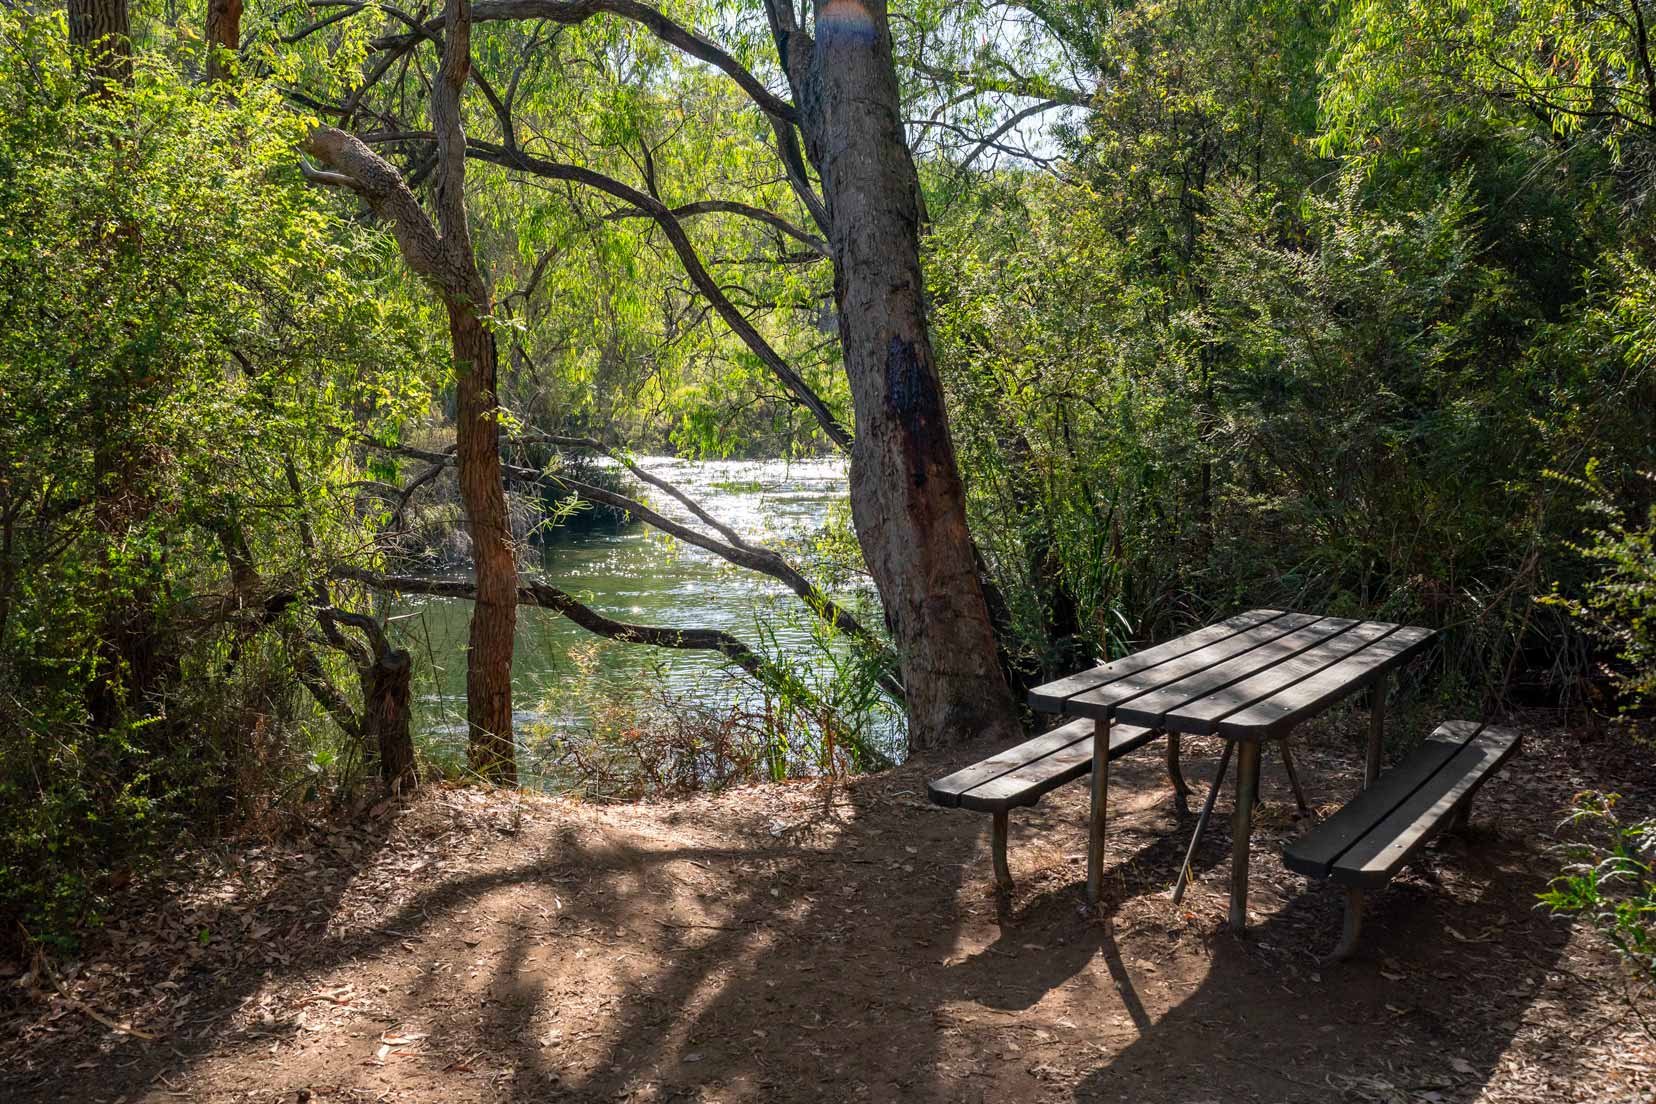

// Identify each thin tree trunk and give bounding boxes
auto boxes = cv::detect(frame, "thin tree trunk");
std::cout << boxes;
[301,0,519,784]
[449,300,518,781]
[68,0,132,88]
[775,0,1020,750]
[204,0,243,82]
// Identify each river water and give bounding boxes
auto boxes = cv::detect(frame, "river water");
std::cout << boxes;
[388,456,902,778]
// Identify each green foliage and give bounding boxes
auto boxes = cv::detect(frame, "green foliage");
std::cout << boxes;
[925,0,1656,697]
[1540,791,1656,981]
[0,12,438,947]
[1546,467,1656,707]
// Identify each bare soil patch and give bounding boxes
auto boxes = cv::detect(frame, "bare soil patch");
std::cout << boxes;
[3,709,1652,1102]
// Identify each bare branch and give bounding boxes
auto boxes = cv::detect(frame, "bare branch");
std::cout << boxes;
[466,138,852,449]
[468,0,797,123]
[605,199,827,257]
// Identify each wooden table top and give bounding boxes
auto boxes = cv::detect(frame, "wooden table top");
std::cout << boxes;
[1028,609,1434,740]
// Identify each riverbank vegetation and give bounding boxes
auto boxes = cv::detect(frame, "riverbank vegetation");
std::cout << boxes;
[1,0,1653,983]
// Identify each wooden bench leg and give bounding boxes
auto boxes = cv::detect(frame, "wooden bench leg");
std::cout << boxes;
[1448,798,1472,835]
[1166,731,1192,818]
[991,810,1013,894]
[1324,886,1364,964]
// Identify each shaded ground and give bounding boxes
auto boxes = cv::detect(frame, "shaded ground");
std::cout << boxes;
[3,708,1652,1103]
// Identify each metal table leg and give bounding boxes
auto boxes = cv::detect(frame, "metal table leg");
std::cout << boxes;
[1170,739,1233,905]
[1364,670,1389,790]
[1278,738,1311,815]
[1087,715,1112,905]
[1229,740,1262,931]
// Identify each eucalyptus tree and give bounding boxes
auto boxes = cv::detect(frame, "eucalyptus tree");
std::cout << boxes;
[67,0,131,86]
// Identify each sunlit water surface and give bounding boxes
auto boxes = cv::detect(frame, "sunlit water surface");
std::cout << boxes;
[387,457,901,780]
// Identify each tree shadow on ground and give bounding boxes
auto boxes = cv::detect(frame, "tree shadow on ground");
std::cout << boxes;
[9,715,1645,1103]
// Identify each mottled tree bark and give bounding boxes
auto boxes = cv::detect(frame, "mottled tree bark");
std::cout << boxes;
[204,0,243,83]
[359,646,416,793]
[770,0,1021,749]
[448,301,517,780]
[68,0,131,88]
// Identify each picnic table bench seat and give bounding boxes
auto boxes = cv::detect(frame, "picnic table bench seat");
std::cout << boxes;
[928,717,1163,893]
[1284,720,1520,962]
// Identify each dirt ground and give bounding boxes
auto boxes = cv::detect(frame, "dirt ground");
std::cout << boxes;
[3,708,1653,1103]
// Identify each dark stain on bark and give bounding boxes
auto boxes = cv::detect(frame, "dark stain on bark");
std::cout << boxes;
[886,335,943,489]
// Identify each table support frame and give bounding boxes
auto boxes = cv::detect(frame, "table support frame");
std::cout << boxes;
[1228,740,1262,930]
[1086,716,1112,904]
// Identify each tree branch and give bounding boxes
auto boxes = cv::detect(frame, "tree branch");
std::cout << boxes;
[465,138,852,449]
[367,436,902,698]
[604,199,827,257]
[467,0,797,123]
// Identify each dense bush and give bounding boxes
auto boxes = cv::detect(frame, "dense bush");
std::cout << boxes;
[925,0,1656,701]
[0,13,437,946]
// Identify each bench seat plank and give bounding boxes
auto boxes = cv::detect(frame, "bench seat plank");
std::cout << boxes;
[927,719,1097,806]
[1334,725,1520,887]
[1282,735,1465,878]
[927,718,1159,814]
[1283,721,1519,887]
[959,723,1160,812]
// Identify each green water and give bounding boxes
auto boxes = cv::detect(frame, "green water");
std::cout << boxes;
[385,456,902,778]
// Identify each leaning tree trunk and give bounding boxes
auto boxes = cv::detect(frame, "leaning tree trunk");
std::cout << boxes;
[359,645,416,793]
[204,0,243,82]
[779,0,1021,750]
[68,0,131,88]
[449,299,518,781]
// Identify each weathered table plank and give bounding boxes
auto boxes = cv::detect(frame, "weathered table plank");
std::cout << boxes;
[1112,616,1359,730]
[1027,609,1285,712]
[1172,619,1398,733]
[1215,625,1434,740]
[1065,611,1324,719]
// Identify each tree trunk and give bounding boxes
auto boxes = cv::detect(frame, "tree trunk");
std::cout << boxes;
[68,0,132,88]
[359,646,416,793]
[449,300,518,783]
[301,0,519,784]
[204,0,243,83]
[784,0,1020,750]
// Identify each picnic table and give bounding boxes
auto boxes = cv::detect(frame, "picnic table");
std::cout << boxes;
[1026,609,1435,930]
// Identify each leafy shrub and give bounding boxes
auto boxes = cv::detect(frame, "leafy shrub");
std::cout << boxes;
[1546,468,1656,708]
[0,13,436,948]
[1540,792,1656,981]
